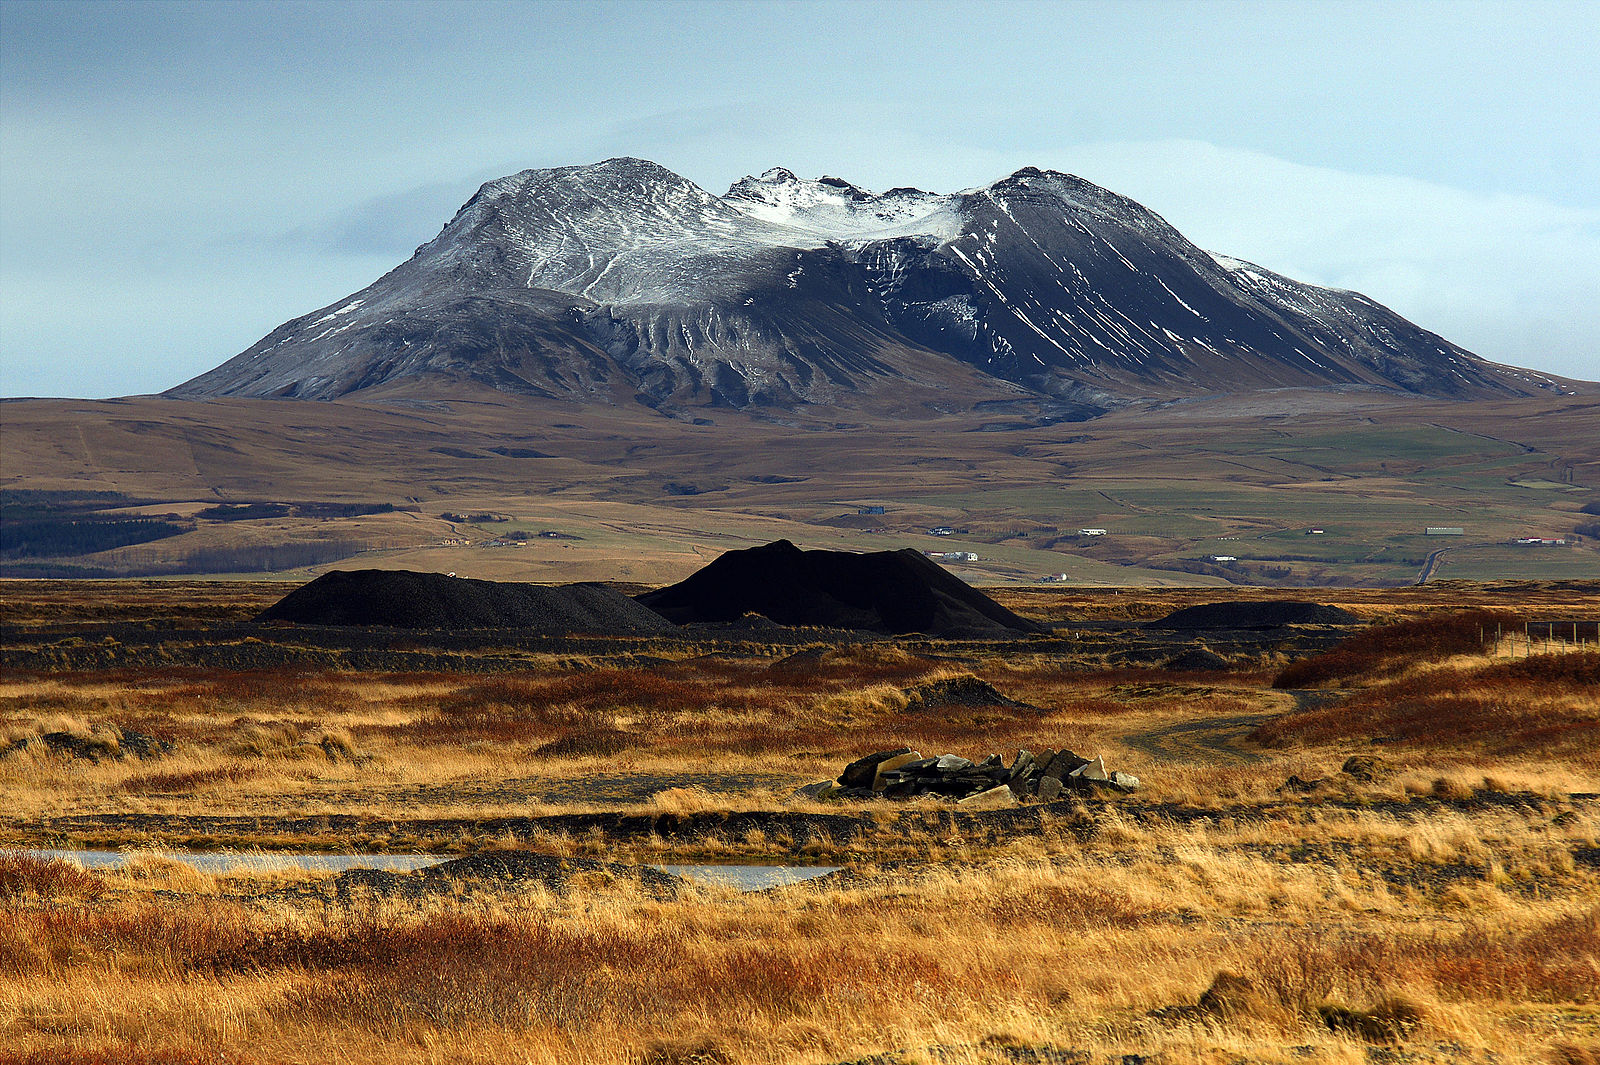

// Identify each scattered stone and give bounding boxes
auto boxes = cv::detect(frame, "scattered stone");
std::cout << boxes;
[1042,749,1088,782]
[1279,774,1327,794]
[840,748,917,789]
[871,751,923,791]
[119,729,175,758]
[819,745,1141,804]
[0,726,171,763]
[957,785,1017,810]
[10,732,105,762]
[792,780,836,800]
[1072,755,1109,782]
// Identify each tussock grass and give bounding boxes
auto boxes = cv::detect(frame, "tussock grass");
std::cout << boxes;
[2,852,1595,1063]
[1273,609,1522,688]
[0,852,103,901]
[1256,652,1600,760]
[5,584,1600,1061]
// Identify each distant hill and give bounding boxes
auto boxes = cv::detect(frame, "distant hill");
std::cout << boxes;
[637,539,1048,637]
[259,569,676,633]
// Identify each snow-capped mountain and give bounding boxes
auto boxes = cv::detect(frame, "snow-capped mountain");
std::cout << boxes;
[169,157,1565,412]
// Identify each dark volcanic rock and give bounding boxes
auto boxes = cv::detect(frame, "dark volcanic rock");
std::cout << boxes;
[839,748,917,789]
[1165,647,1232,670]
[833,743,1139,804]
[636,540,1045,637]
[1145,600,1359,630]
[902,675,1039,711]
[257,569,676,633]
[308,851,686,902]
[429,851,684,896]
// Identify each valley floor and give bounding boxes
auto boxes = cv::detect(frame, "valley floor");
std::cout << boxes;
[1,582,1597,1065]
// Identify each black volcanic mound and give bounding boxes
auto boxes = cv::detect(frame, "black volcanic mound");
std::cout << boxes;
[636,540,1045,638]
[256,569,676,633]
[1145,600,1359,630]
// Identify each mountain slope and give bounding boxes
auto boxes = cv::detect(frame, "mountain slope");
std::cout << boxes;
[169,157,1568,412]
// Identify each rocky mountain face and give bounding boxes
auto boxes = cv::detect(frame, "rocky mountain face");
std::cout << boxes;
[168,157,1565,414]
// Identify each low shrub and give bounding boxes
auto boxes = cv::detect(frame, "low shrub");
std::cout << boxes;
[1254,653,1599,754]
[0,852,103,901]
[534,727,637,759]
[1273,609,1519,688]
[121,765,258,793]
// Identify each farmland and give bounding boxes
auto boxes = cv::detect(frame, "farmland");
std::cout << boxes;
[3,389,1596,587]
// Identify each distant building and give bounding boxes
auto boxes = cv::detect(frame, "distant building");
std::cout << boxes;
[1515,537,1567,546]
[1039,573,1071,583]
[928,551,978,562]
[1305,528,1325,535]
[1208,555,1237,562]
[1425,527,1465,536]
[1077,528,1107,536]
[929,526,956,536]
[858,506,886,515]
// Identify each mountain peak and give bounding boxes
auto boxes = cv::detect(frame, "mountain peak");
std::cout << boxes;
[168,157,1568,409]
[724,169,953,238]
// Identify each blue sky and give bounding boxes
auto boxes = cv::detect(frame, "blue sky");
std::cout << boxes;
[2,0,1596,397]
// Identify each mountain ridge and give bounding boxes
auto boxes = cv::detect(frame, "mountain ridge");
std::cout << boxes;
[168,157,1574,415]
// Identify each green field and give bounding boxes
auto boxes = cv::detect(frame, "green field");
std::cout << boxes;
[3,389,1596,585]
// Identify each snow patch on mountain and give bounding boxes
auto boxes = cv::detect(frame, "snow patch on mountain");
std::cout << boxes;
[724,168,964,244]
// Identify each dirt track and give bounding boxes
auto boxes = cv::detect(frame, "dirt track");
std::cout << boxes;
[1121,712,1275,764]
[1121,688,1342,765]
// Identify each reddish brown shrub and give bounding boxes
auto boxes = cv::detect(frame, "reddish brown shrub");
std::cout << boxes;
[1253,655,1599,753]
[1273,610,1520,688]
[0,852,103,901]
[533,727,638,758]
[121,765,258,793]
[1327,907,1600,1004]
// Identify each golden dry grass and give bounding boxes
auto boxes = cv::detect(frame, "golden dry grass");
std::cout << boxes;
[1,830,1596,1065]
[2,586,1599,1061]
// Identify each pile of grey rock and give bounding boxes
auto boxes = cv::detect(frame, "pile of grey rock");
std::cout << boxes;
[799,746,1140,808]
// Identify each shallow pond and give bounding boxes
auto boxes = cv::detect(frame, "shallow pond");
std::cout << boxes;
[22,848,444,874]
[17,849,840,890]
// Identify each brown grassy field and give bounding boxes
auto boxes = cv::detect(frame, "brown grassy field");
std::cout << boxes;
[4,388,1597,586]
[1,580,1598,1063]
